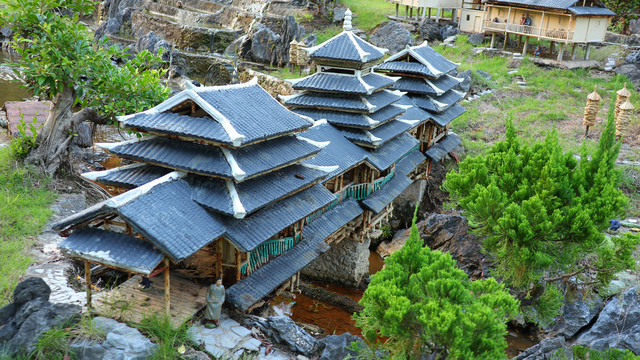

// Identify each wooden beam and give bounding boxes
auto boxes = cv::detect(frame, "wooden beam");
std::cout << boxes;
[216,238,223,280]
[235,250,241,282]
[163,258,170,318]
[84,261,92,309]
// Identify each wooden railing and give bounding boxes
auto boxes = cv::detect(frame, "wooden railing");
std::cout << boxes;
[241,235,297,275]
[483,20,574,41]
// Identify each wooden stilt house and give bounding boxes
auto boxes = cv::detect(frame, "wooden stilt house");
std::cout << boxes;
[375,42,464,174]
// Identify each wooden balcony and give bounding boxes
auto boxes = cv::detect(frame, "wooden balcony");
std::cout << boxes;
[483,20,574,42]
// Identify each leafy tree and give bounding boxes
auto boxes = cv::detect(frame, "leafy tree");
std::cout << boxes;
[354,209,519,360]
[602,0,640,33]
[444,110,639,322]
[0,0,169,175]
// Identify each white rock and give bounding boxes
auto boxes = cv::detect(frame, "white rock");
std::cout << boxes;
[241,338,262,352]
[205,344,226,359]
[231,325,252,338]
[220,318,240,329]
[219,332,242,349]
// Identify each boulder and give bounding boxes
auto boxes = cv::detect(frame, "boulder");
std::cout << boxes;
[546,294,603,339]
[575,286,640,353]
[95,18,121,39]
[630,19,640,36]
[72,122,93,148]
[303,33,317,48]
[439,25,460,40]
[12,277,50,307]
[625,50,640,65]
[456,70,472,92]
[475,70,491,80]
[418,19,441,42]
[317,333,367,360]
[615,64,640,90]
[333,8,346,23]
[419,214,489,280]
[1,26,13,39]
[134,31,170,61]
[71,317,156,360]
[247,24,281,64]
[267,316,317,356]
[514,336,567,360]
[467,32,485,46]
[370,21,413,54]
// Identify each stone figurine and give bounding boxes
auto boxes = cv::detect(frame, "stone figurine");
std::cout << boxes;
[205,278,225,328]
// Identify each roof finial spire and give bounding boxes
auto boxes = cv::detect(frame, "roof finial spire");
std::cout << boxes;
[343,9,352,31]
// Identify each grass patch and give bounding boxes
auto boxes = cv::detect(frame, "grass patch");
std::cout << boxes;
[315,25,342,44]
[0,147,56,306]
[134,314,191,360]
[339,0,395,32]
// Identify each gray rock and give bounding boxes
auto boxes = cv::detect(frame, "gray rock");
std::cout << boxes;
[224,35,246,58]
[267,316,317,356]
[370,21,413,54]
[0,303,16,325]
[248,24,281,64]
[317,333,367,360]
[418,19,441,42]
[616,64,640,90]
[457,70,472,92]
[547,294,603,339]
[71,340,107,360]
[576,286,640,353]
[626,50,640,65]
[475,70,491,80]
[439,25,460,40]
[333,8,346,23]
[467,32,485,46]
[302,34,317,48]
[72,122,93,148]
[514,336,567,360]
[630,19,640,35]
[1,26,13,39]
[135,31,170,60]
[13,277,50,307]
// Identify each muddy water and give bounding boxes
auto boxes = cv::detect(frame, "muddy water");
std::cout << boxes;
[0,52,30,108]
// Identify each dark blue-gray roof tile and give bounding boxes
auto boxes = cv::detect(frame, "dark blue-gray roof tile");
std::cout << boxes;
[123,112,233,145]
[361,173,413,213]
[292,72,394,95]
[341,119,418,148]
[426,132,462,162]
[92,165,172,189]
[119,180,226,262]
[303,198,364,242]
[224,184,335,252]
[309,31,386,64]
[284,90,401,114]
[395,150,426,176]
[376,61,437,78]
[60,228,164,275]
[411,90,465,114]
[293,104,404,129]
[430,103,466,127]
[107,136,321,181]
[190,165,329,217]
[391,75,462,96]
[366,133,420,171]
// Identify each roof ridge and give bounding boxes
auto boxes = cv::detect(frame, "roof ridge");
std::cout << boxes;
[220,147,247,182]
[346,31,371,62]
[225,180,247,219]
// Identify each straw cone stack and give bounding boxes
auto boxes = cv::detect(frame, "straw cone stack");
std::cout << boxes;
[582,86,601,127]
[297,43,308,66]
[616,99,634,138]
[289,40,299,66]
[615,82,631,120]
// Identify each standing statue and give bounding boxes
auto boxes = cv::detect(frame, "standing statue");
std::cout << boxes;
[205,278,225,328]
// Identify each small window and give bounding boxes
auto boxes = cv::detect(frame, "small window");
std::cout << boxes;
[466,14,470,21]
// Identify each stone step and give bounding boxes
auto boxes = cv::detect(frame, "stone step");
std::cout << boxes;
[144,1,239,30]
[131,10,240,52]
[151,0,263,31]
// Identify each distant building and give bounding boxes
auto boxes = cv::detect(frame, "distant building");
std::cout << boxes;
[386,0,463,22]
[460,0,615,60]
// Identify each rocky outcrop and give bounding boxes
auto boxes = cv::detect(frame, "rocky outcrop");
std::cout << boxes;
[514,336,568,360]
[317,333,367,360]
[0,278,81,356]
[70,317,156,360]
[467,32,485,46]
[240,16,306,66]
[546,294,603,339]
[243,315,318,357]
[616,50,640,90]
[575,286,640,353]
[418,19,442,42]
[419,214,489,280]
[302,236,371,287]
[369,21,413,54]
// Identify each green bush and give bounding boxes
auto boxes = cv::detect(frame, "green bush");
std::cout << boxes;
[354,208,519,359]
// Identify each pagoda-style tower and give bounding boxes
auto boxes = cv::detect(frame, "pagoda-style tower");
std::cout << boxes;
[52,79,358,314]
[376,42,464,173]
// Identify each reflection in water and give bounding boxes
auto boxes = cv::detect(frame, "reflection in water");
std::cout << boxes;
[0,52,29,108]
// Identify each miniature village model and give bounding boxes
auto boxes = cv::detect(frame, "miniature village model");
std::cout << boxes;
[52,13,466,322]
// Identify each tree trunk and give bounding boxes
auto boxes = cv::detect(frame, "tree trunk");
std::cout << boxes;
[26,85,106,176]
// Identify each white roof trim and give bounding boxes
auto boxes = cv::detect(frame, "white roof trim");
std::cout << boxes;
[81,163,147,181]
[394,104,413,110]
[361,97,377,113]
[106,171,187,209]
[431,99,449,112]
[296,113,316,125]
[356,73,375,95]
[364,115,380,126]
[346,31,371,62]
[364,130,382,145]
[424,79,445,96]
[409,48,444,77]
[451,89,466,97]
[302,31,347,56]
[296,135,330,149]
[397,119,420,126]
[95,135,156,151]
[278,92,303,102]
[220,147,246,182]
[117,92,192,122]
[376,73,401,83]
[225,180,247,219]
[385,89,406,97]
[185,89,245,147]
[448,74,464,83]
[311,118,328,127]
[301,163,339,173]
[192,77,258,92]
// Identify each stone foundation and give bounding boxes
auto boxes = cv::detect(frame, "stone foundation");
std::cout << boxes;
[301,237,371,287]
